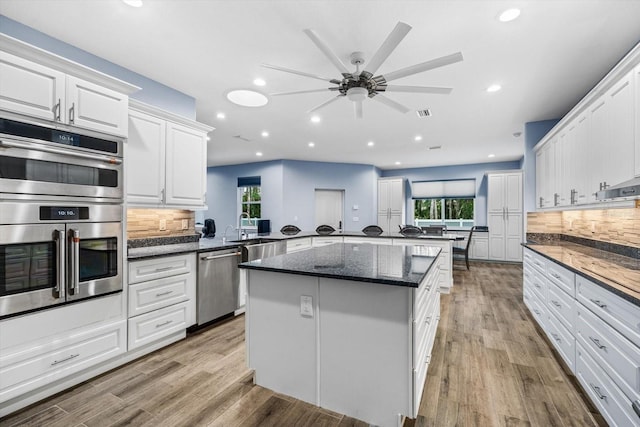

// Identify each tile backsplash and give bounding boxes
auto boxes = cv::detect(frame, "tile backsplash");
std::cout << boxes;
[127,209,195,239]
[527,207,640,248]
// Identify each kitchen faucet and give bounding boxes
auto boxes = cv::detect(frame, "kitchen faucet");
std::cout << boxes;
[238,212,250,240]
[222,225,235,243]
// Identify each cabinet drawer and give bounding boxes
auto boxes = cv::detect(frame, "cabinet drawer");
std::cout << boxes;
[343,237,392,245]
[128,274,190,317]
[547,261,575,297]
[0,320,125,402]
[577,303,640,402]
[531,270,547,302]
[546,314,576,373]
[129,253,194,284]
[128,301,187,350]
[523,248,534,265]
[286,237,312,252]
[528,295,548,331]
[576,343,640,427]
[531,253,547,274]
[576,275,640,348]
[547,282,576,332]
[311,237,343,247]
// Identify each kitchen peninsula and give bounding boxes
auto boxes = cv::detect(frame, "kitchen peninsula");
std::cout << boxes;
[240,242,441,427]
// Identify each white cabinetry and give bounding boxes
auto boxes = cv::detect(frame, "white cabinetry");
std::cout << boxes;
[450,230,488,260]
[0,38,136,137]
[393,238,452,293]
[312,236,344,247]
[127,253,196,352]
[377,178,405,233]
[635,63,640,177]
[127,101,213,208]
[286,237,312,253]
[487,171,523,262]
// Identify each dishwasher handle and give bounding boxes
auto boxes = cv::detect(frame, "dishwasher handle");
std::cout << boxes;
[200,251,241,261]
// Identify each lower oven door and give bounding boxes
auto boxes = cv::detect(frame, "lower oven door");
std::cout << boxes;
[0,224,65,318]
[66,221,122,301]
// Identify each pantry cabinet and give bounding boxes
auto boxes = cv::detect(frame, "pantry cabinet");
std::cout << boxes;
[127,101,213,208]
[377,178,405,233]
[0,40,136,137]
[487,171,523,262]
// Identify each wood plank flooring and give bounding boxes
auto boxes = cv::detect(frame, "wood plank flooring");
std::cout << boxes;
[2,262,602,427]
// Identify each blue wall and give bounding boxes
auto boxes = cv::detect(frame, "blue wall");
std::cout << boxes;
[0,15,196,118]
[382,161,522,226]
[523,119,559,213]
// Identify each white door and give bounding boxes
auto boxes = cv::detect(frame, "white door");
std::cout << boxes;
[165,121,207,206]
[315,189,344,231]
[127,110,166,205]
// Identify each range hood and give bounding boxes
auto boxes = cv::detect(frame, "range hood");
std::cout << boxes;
[596,176,640,200]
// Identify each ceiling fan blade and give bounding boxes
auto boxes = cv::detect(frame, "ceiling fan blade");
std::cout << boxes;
[354,100,363,119]
[361,22,411,77]
[385,85,453,94]
[303,28,350,75]
[262,63,337,83]
[308,95,343,113]
[381,52,464,83]
[371,94,411,114]
[271,88,331,96]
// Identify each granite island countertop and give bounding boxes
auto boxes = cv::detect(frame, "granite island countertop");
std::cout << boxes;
[238,242,441,288]
[523,240,640,306]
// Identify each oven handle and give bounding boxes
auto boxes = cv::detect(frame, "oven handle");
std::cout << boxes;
[69,229,80,295]
[55,229,66,300]
[0,139,123,165]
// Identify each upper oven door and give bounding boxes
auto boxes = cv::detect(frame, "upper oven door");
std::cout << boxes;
[66,221,122,302]
[0,138,122,200]
[0,224,66,318]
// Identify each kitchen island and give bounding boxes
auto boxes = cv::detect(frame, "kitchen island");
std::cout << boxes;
[239,242,441,427]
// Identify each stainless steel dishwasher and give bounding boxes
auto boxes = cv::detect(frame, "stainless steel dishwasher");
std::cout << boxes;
[241,240,287,262]
[197,248,241,325]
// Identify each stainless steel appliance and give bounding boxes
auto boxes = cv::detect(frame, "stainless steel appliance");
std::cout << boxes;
[241,240,287,263]
[0,118,123,200]
[197,248,241,325]
[0,198,123,318]
[596,176,640,200]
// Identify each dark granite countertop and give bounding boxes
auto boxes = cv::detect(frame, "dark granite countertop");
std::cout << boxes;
[523,240,640,306]
[239,242,441,288]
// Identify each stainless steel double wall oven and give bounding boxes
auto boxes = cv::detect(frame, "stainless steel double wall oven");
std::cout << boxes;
[0,118,124,318]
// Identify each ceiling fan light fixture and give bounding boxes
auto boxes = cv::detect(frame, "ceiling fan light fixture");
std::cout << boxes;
[498,8,521,22]
[347,87,368,102]
[226,90,269,107]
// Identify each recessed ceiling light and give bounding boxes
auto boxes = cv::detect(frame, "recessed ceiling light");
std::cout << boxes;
[216,112,226,119]
[256,152,263,157]
[498,8,521,22]
[488,154,496,158]
[206,136,211,141]
[367,141,374,147]
[487,84,502,93]
[122,0,143,7]
[414,135,423,142]
[395,161,401,165]
[308,142,315,147]
[310,115,321,123]
[253,78,266,86]
[226,90,269,107]
[261,131,269,137]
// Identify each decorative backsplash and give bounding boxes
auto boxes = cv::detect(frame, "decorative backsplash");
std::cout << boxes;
[127,209,195,239]
[527,207,640,248]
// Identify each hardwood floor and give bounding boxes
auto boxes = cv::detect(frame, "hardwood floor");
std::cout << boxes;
[2,262,601,427]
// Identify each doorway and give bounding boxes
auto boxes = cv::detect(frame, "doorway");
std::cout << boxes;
[315,189,344,230]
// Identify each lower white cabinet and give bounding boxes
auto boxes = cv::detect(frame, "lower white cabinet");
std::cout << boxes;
[286,237,312,253]
[449,230,488,260]
[343,236,392,245]
[127,253,196,351]
[311,236,344,247]
[393,239,452,293]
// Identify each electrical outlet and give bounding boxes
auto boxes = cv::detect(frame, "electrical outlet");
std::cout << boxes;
[300,295,313,317]
[159,219,167,231]
[181,219,189,230]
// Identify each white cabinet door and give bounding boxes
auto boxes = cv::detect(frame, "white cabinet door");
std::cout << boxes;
[487,174,504,213]
[470,235,488,260]
[573,114,590,204]
[535,149,545,209]
[389,179,404,215]
[0,52,65,122]
[604,69,635,187]
[126,110,166,204]
[505,173,522,213]
[535,144,554,209]
[66,76,128,137]
[588,98,608,203]
[488,213,505,260]
[165,122,207,206]
[505,212,523,262]
[635,64,640,177]
[378,180,390,215]
[488,171,522,261]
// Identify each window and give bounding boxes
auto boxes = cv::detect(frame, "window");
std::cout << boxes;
[237,176,262,228]
[414,198,474,228]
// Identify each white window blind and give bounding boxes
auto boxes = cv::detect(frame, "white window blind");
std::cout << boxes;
[411,179,476,199]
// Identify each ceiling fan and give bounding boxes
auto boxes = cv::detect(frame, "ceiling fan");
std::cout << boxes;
[263,22,463,119]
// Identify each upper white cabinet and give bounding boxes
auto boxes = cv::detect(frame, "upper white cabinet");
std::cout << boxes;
[0,36,137,137]
[377,178,405,233]
[487,171,523,262]
[127,101,213,208]
[534,43,639,209]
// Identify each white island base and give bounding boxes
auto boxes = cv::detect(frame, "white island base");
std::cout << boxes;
[245,262,440,426]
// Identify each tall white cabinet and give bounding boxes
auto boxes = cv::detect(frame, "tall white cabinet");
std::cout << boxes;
[127,100,213,208]
[377,178,405,232]
[487,171,523,262]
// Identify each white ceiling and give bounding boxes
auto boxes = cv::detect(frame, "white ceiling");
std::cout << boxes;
[2,0,639,170]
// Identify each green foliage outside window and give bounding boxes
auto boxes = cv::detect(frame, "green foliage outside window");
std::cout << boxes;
[240,186,261,226]
[414,198,474,227]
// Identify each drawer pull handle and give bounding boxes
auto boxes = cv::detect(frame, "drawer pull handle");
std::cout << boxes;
[156,320,173,328]
[425,355,431,364]
[51,353,80,366]
[590,299,607,308]
[589,336,607,350]
[551,273,561,279]
[156,291,174,297]
[590,383,607,400]
[550,333,561,342]
[425,316,431,324]
[632,400,640,419]
[533,309,541,315]
[155,266,174,272]
[534,283,541,289]
[551,300,561,308]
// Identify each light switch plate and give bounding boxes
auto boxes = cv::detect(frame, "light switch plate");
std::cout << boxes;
[181,219,189,230]
[159,219,167,231]
[300,295,313,317]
